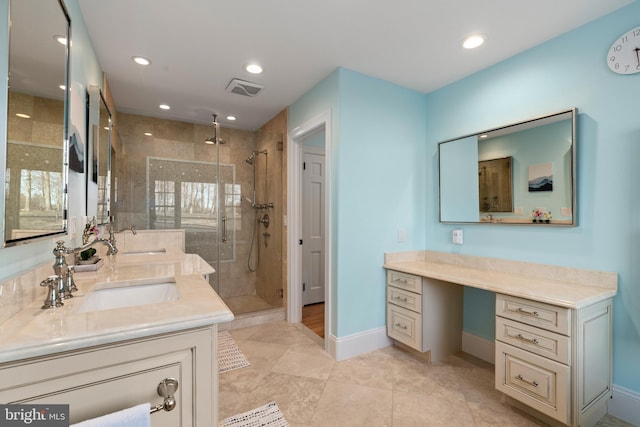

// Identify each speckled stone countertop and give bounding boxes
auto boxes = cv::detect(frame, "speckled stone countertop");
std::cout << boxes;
[383,251,617,309]
[0,252,233,364]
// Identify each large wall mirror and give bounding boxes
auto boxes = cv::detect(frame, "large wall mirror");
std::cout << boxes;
[86,86,111,225]
[3,0,71,245]
[439,109,576,225]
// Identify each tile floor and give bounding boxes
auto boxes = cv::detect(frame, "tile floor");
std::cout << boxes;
[219,321,635,427]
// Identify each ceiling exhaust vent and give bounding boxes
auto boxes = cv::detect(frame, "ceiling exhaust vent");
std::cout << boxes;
[225,78,264,97]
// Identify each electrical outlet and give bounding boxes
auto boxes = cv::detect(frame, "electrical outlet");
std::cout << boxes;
[452,229,463,245]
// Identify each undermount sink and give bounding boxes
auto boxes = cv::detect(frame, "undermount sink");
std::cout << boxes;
[120,248,167,256]
[75,278,179,313]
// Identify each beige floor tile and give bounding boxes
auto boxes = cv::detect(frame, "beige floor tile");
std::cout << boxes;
[271,346,336,380]
[392,388,475,427]
[251,372,326,424]
[329,347,396,390]
[310,380,393,427]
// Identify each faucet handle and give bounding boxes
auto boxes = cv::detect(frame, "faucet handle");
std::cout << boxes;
[40,276,63,309]
[66,265,78,293]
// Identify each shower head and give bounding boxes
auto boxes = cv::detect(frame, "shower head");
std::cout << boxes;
[246,151,257,165]
[205,137,225,145]
[204,113,224,145]
[245,149,268,165]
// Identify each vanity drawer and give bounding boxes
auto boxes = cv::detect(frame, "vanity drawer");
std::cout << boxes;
[496,294,570,335]
[496,342,570,424]
[386,270,422,294]
[387,304,421,351]
[387,286,422,313]
[496,317,570,364]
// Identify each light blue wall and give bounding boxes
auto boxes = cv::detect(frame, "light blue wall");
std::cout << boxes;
[289,68,427,337]
[425,1,640,393]
[0,0,101,281]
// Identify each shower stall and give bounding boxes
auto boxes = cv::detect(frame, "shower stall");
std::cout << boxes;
[115,113,285,318]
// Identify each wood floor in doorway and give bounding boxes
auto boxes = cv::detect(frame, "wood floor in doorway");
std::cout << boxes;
[302,302,324,339]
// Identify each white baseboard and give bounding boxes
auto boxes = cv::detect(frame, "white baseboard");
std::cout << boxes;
[608,385,640,426]
[327,326,392,361]
[461,331,495,364]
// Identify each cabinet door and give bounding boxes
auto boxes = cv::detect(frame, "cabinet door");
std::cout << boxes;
[496,342,570,424]
[0,327,215,426]
[20,361,186,427]
[387,304,422,351]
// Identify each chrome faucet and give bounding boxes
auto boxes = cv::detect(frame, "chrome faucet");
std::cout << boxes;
[41,239,117,309]
[107,225,137,255]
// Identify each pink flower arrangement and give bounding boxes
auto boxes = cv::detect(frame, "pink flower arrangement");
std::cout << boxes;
[531,209,552,222]
[82,217,99,245]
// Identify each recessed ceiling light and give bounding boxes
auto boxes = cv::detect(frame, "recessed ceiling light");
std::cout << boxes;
[226,115,237,121]
[245,63,263,74]
[132,56,151,66]
[462,34,485,49]
[53,35,67,46]
[16,113,30,119]
[479,134,488,139]
[144,132,153,136]
[159,104,171,110]
[59,84,66,90]
[204,139,215,145]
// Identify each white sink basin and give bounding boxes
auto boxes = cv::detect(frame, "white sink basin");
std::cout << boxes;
[75,279,179,313]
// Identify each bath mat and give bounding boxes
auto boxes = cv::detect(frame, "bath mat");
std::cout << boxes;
[218,331,251,373]
[219,401,289,427]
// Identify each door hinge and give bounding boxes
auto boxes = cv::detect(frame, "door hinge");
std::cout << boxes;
[279,288,283,298]
[303,161,306,170]
[299,239,303,245]
[303,282,306,291]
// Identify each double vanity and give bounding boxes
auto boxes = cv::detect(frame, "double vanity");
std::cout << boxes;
[0,230,233,426]
[384,250,617,427]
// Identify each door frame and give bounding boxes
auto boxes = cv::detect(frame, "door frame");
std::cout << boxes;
[287,111,332,353]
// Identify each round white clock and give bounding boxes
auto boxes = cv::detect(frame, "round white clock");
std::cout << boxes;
[607,26,640,74]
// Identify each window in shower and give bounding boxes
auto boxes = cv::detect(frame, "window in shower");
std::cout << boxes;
[146,157,237,262]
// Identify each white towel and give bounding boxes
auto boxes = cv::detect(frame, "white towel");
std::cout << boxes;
[71,403,150,427]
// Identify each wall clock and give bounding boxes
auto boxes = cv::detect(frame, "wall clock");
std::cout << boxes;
[607,25,640,74]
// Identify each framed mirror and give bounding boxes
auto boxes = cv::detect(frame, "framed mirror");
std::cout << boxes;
[3,0,71,245]
[86,86,111,225]
[438,109,576,225]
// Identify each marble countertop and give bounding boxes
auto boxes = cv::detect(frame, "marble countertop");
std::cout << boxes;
[0,253,233,364]
[384,251,617,309]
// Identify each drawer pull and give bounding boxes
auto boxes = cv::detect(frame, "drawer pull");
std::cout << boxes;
[515,374,538,388]
[516,308,539,317]
[514,333,540,345]
[393,278,409,285]
[395,296,409,303]
[394,322,408,330]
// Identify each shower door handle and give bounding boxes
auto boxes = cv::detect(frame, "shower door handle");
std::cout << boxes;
[222,216,228,243]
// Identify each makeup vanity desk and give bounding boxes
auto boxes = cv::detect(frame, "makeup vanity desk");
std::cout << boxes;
[383,251,617,427]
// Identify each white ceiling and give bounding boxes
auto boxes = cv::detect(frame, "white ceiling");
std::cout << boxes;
[77,0,632,131]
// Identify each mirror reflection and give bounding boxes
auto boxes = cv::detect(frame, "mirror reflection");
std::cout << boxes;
[439,109,576,225]
[4,0,70,244]
[86,86,111,225]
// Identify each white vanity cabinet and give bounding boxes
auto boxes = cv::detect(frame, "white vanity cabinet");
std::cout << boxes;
[0,326,218,426]
[386,269,462,361]
[495,294,612,427]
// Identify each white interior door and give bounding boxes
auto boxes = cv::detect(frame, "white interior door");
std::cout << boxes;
[302,148,325,305]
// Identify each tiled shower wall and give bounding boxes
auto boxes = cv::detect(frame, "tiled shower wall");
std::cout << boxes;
[114,111,286,310]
